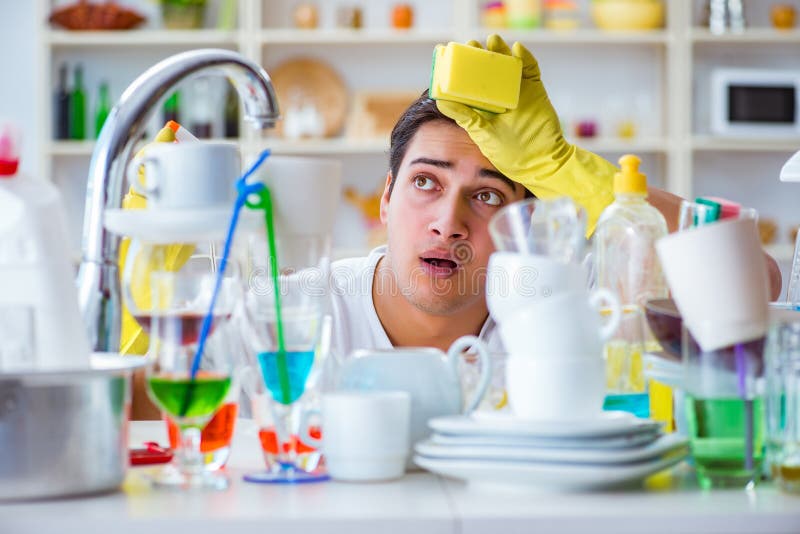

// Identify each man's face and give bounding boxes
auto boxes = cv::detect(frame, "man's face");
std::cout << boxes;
[380,120,526,315]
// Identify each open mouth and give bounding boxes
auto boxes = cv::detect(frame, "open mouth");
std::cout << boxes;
[422,257,458,270]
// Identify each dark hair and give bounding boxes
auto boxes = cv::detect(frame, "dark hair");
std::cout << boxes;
[387,91,533,198]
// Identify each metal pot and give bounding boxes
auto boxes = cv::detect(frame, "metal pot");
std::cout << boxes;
[0,354,145,501]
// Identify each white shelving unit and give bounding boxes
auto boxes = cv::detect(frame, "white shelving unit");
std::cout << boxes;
[37,0,800,268]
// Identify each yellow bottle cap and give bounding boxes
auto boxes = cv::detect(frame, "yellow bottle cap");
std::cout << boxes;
[614,154,647,195]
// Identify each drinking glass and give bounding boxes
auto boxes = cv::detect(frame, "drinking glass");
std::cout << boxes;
[123,243,242,489]
[765,319,800,493]
[240,233,331,483]
[682,325,766,489]
[488,196,587,263]
[678,199,757,231]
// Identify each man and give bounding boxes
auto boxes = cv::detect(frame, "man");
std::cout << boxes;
[328,35,781,359]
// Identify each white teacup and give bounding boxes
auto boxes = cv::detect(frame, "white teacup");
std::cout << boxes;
[300,391,411,482]
[127,141,240,210]
[506,355,605,420]
[499,288,621,359]
[336,336,492,465]
[486,252,588,324]
[656,218,770,351]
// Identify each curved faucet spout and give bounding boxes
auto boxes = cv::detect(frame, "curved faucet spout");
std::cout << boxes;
[77,49,279,351]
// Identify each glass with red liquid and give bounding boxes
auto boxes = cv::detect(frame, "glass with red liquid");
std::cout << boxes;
[166,400,238,472]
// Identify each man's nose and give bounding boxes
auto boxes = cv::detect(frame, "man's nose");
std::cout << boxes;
[428,197,468,240]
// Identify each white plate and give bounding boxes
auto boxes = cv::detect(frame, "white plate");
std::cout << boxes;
[430,430,660,450]
[430,411,662,439]
[414,448,689,491]
[416,433,688,465]
[104,207,260,243]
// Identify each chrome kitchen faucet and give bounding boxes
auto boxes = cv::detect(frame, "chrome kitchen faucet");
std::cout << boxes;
[76,49,280,352]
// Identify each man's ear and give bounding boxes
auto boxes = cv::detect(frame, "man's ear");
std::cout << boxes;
[379,171,393,225]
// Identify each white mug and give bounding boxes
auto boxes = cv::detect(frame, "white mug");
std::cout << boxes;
[486,252,588,325]
[499,288,621,359]
[656,218,770,351]
[506,355,605,420]
[336,335,492,465]
[126,141,240,210]
[255,156,343,237]
[300,391,411,482]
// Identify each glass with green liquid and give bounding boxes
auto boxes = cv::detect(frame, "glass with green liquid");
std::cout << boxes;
[682,326,766,489]
[127,249,241,490]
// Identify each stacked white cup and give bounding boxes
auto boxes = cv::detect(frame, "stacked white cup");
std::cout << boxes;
[487,197,621,421]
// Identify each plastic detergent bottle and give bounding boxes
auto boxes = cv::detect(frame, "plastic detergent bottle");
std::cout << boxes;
[0,122,90,371]
[593,155,669,420]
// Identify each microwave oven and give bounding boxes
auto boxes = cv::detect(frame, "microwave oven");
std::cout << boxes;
[711,68,800,136]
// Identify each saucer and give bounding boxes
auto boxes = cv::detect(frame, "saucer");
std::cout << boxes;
[416,433,688,465]
[105,207,260,243]
[430,411,662,439]
[414,447,688,491]
[430,429,660,450]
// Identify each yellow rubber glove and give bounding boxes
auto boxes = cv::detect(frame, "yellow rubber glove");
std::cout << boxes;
[436,34,616,235]
[118,125,195,355]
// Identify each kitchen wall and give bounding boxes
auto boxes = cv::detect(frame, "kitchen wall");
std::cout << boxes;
[0,0,40,177]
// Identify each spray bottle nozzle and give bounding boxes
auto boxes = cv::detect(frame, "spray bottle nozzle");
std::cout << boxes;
[0,122,20,176]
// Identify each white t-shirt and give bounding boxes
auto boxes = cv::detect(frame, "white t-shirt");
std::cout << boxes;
[328,245,504,359]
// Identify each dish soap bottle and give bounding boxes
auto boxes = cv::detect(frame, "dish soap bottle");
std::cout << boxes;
[0,122,90,371]
[593,154,668,419]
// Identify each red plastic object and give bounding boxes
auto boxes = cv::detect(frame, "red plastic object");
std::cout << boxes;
[129,442,173,466]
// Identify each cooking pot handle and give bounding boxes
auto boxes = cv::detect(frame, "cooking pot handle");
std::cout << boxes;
[447,335,492,414]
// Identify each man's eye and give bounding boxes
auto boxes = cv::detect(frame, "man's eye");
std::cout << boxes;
[414,176,435,190]
[476,191,503,206]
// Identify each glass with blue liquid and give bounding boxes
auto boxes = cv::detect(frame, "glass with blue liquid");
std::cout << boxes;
[241,233,331,483]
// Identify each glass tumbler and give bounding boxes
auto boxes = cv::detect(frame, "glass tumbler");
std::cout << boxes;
[765,319,800,493]
[682,326,766,489]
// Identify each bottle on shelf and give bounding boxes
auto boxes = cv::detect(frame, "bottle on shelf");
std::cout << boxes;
[592,154,669,421]
[54,63,69,140]
[94,81,111,139]
[190,77,213,139]
[223,82,239,139]
[69,64,86,140]
[163,91,181,125]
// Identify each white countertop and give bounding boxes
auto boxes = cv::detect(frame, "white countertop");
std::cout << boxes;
[1,420,799,534]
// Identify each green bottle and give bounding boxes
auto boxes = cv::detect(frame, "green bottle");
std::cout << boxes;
[94,81,111,139]
[69,64,86,140]
[163,91,180,124]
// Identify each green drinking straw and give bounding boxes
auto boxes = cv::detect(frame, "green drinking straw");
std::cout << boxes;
[245,186,292,406]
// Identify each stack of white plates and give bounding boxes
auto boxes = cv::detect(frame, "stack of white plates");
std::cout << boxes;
[414,411,689,491]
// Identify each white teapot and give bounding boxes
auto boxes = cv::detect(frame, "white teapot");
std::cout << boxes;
[336,336,491,462]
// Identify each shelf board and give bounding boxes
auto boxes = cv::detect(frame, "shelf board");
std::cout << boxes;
[49,138,245,157]
[570,137,669,153]
[258,28,453,45]
[257,137,389,155]
[692,136,800,153]
[47,29,242,47]
[692,27,800,43]
[484,28,669,44]
[49,140,96,156]
[765,243,794,263]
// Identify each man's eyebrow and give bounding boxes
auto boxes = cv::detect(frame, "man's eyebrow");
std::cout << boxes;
[479,168,519,193]
[409,157,451,169]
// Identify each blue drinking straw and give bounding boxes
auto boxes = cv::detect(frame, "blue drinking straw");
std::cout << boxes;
[180,150,271,416]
